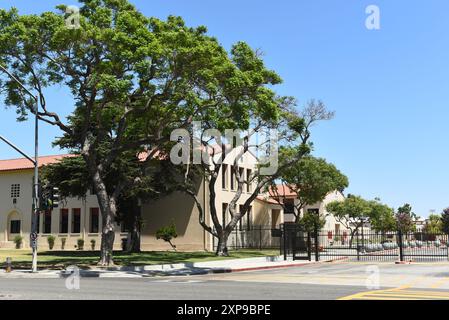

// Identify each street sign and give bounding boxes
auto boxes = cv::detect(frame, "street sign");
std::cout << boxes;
[30,232,38,241]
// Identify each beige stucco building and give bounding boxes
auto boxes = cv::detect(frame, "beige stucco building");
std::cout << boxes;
[0,155,125,250]
[0,151,345,251]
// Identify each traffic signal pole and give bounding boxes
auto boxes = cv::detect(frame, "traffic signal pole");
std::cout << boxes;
[0,64,39,273]
[31,96,39,273]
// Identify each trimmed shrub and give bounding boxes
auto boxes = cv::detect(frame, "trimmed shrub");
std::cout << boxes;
[13,235,23,249]
[77,239,84,250]
[61,237,66,250]
[90,239,96,251]
[156,221,178,251]
[47,235,55,250]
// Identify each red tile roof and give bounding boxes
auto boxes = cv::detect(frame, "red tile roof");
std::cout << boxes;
[0,154,75,172]
[268,184,297,198]
[256,196,282,205]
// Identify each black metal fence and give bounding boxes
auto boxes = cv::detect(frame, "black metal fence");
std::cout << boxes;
[310,229,449,262]
[318,230,401,262]
[214,224,449,263]
[212,226,282,251]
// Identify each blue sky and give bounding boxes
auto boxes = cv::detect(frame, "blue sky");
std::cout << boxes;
[0,0,448,217]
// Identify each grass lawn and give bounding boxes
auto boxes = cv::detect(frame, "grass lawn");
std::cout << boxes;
[0,249,280,270]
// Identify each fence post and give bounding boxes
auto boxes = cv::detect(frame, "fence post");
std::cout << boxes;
[398,229,404,262]
[356,230,360,261]
[259,226,262,250]
[283,224,287,261]
[314,224,319,262]
[307,231,312,261]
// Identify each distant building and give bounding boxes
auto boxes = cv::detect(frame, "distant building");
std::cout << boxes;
[414,219,426,232]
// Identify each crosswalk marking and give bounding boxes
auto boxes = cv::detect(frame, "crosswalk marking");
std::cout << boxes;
[339,287,449,300]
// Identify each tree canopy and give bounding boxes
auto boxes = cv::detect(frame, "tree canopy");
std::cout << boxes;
[395,203,416,233]
[326,195,394,245]
[272,155,348,223]
[0,0,294,263]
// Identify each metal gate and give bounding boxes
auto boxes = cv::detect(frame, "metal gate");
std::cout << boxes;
[281,224,313,261]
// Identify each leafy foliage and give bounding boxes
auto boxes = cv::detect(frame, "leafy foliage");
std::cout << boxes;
[13,235,23,249]
[326,195,394,237]
[298,210,326,232]
[0,0,297,263]
[156,221,178,251]
[423,214,442,234]
[47,235,56,250]
[442,208,449,235]
[396,203,416,233]
[274,155,348,222]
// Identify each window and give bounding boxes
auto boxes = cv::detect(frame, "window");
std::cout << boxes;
[60,209,69,233]
[246,169,252,192]
[245,206,253,231]
[10,184,20,198]
[238,205,245,230]
[271,209,281,229]
[284,199,295,214]
[10,220,21,234]
[230,166,235,190]
[240,205,253,231]
[90,208,100,233]
[71,208,81,234]
[43,211,52,234]
[222,203,228,227]
[121,222,130,233]
[221,164,228,189]
[308,208,320,215]
[239,167,244,186]
[335,224,341,236]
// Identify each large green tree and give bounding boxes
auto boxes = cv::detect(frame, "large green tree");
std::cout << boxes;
[180,100,334,256]
[326,195,393,247]
[0,0,298,263]
[271,155,349,223]
[423,214,442,234]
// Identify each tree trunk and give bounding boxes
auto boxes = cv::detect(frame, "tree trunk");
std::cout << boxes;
[215,233,229,256]
[92,172,117,266]
[348,229,357,249]
[99,228,115,266]
[127,202,141,253]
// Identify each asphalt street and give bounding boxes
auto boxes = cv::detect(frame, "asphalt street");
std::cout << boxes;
[0,261,448,300]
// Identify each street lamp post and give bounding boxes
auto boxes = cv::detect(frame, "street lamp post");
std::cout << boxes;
[0,64,39,273]
[361,217,366,253]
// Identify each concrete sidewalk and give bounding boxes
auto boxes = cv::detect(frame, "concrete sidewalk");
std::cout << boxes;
[0,256,324,278]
